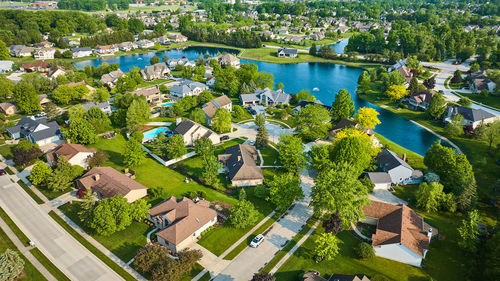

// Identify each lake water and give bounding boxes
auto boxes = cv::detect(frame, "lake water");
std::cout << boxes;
[331,38,349,53]
[75,46,442,155]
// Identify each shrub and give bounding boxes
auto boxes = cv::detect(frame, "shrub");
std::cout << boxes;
[356,242,375,259]
[254,184,269,199]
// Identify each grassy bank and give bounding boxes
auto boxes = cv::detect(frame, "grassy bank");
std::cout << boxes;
[454,91,500,110]
[0,207,30,246]
[17,180,44,204]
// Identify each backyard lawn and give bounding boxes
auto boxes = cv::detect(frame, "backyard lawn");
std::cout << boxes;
[59,202,150,262]
[35,184,72,201]
[454,91,500,110]
[259,145,280,166]
[0,143,15,159]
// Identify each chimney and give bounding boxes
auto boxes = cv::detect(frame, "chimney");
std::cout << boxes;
[66,139,71,144]
[93,174,100,181]
[237,155,241,162]
[176,117,182,125]
[402,153,407,162]
[427,228,432,240]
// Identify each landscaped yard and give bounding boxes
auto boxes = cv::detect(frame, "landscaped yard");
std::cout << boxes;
[35,184,72,201]
[59,202,150,262]
[0,143,15,159]
[454,91,500,110]
[259,145,280,166]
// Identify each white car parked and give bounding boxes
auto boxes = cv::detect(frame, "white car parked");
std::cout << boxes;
[250,234,264,248]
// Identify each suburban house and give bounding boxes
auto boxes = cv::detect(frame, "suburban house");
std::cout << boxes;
[308,31,325,41]
[362,200,432,267]
[140,62,170,80]
[302,271,370,281]
[389,59,412,83]
[240,88,290,107]
[403,90,435,111]
[366,172,392,190]
[277,47,298,58]
[153,35,171,45]
[33,48,55,60]
[94,44,119,55]
[277,28,288,35]
[35,41,54,48]
[149,196,217,253]
[0,102,18,116]
[7,116,62,146]
[167,57,189,69]
[217,53,240,68]
[118,41,137,51]
[0,60,14,73]
[202,95,232,125]
[169,80,208,97]
[168,33,188,43]
[218,144,264,187]
[82,101,112,115]
[48,66,73,79]
[70,47,93,58]
[376,149,423,185]
[39,94,52,106]
[469,71,496,93]
[20,61,51,72]
[100,69,125,88]
[64,38,79,46]
[293,100,331,113]
[12,46,34,57]
[46,143,96,168]
[130,86,162,105]
[136,39,154,49]
[173,118,220,146]
[76,166,148,203]
[284,36,302,44]
[444,105,499,130]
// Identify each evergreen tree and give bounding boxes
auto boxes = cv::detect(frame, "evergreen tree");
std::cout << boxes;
[332,89,355,122]
[255,126,269,149]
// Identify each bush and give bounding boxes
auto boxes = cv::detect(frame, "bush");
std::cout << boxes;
[356,242,375,259]
[254,184,269,199]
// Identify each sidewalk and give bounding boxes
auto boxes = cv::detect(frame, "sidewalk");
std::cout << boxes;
[0,217,57,281]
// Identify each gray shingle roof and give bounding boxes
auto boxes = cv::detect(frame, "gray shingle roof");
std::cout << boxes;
[455,106,495,122]
[376,149,412,171]
[7,116,60,142]
[174,119,197,135]
[366,172,392,184]
[223,144,263,181]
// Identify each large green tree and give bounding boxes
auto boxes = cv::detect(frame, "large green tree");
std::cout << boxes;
[277,135,306,175]
[0,249,24,281]
[331,131,377,174]
[123,138,146,167]
[313,232,341,262]
[332,89,355,122]
[426,92,447,119]
[29,161,52,185]
[126,98,150,133]
[354,107,380,129]
[0,40,9,59]
[64,118,97,144]
[295,104,332,140]
[165,135,187,159]
[457,210,480,253]
[212,108,232,133]
[12,83,41,114]
[268,174,303,211]
[229,198,259,229]
[255,126,269,149]
[88,196,132,236]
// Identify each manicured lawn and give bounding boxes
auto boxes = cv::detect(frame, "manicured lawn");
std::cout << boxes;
[5,166,15,175]
[0,144,15,159]
[35,184,72,201]
[59,202,150,262]
[17,180,44,204]
[136,78,171,89]
[375,133,426,170]
[29,248,71,281]
[0,207,30,246]
[48,211,137,281]
[0,227,47,281]
[197,187,276,256]
[180,263,205,281]
[232,109,253,123]
[259,145,280,166]
[88,134,239,205]
[455,91,500,110]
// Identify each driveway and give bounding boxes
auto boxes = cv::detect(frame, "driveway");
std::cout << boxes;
[369,189,407,205]
[0,175,124,281]
[212,169,314,281]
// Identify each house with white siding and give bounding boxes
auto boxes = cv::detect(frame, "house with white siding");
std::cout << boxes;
[376,149,423,185]
[173,118,220,146]
[46,143,96,168]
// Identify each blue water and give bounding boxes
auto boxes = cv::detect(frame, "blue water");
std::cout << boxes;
[331,38,349,53]
[144,127,169,139]
[75,46,442,155]
[160,102,175,107]
[74,46,240,72]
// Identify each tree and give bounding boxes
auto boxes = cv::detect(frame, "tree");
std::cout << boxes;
[483,121,500,153]
[29,161,52,185]
[64,118,97,144]
[52,85,89,104]
[406,55,421,72]
[85,106,111,133]
[150,56,160,65]
[445,114,464,137]
[86,149,109,168]
[197,90,214,105]
[313,232,341,262]
[255,126,269,149]
[311,162,370,227]
[295,105,332,140]
[68,104,87,120]
[194,138,215,159]
[451,70,462,84]
[358,71,370,85]
[12,83,41,114]
[458,97,472,107]
[332,89,355,122]
[423,77,436,89]
[190,109,206,125]
[426,92,446,119]
[255,113,266,127]
[483,232,500,280]
[296,89,316,102]
[0,77,14,101]
[252,273,275,281]
[165,135,187,159]
[232,105,245,119]
[457,210,480,253]
[416,182,445,212]
[123,138,146,167]
[133,243,170,273]
[277,135,306,175]
[331,132,377,174]
[0,40,9,59]
[322,213,343,234]
[201,155,222,189]
[356,242,375,259]
[0,249,25,281]
[380,71,406,88]
[407,77,419,95]
[229,199,259,229]
[309,42,317,56]
[87,196,132,236]
[385,84,408,101]
[354,107,380,129]
[268,174,303,211]
[126,99,150,133]
[130,199,150,222]
[308,144,331,172]
[13,147,43,167]
[212,108,232,133]
[92,87,111,103]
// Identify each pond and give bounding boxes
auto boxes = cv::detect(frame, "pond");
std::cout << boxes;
[75,46,443,155]
[330,38,349,53]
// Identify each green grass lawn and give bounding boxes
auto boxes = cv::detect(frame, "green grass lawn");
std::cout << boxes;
[17,180,44,204]
[259,145,280,166]
[0,227,47,281]
[274,225,429,281]
[0,207,30,246]
[48,211,136,281]
[180,263,205,281]
[59,202,150,262]
[197,187,276,256]
[455,91,500,110]
[375,133,426,170]
[0,144,15,159]
[35,185,72,201]
[29,248,70,281]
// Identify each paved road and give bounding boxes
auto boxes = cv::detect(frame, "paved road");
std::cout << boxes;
[0,175,124,281]
[212,169,314,281]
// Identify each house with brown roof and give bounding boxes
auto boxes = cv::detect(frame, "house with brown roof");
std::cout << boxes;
[302,271,370,281]
[0,102,18,116]
[202,95,232,125]
[403,90,435,111]
[218,144,263,187]
[76,167,148,203]
[217,53,240,68]
[100,69,124,88]
[149,196,217,252]
[130,86,162,105]
[362,201,432,267]
[20,61,51,73]
[469,71,496,93]
[94,44,118,55]
[48,66,73,79]
[39,94,52,106]
[140,62,170,81]
[46,143,96,168]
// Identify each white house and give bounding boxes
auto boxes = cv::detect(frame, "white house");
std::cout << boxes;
[376,149,422,185]
[169,80,209,97]
[0,60,14,73]
[366,172,392,190]
[70,47,93,58]
[136,39,154,49]
[444,106,499,130]
[173,118,220,146]
[46,143,96,168]
[33,48,55,60]
[362,201,432,267]
[277,47,298,58]
[149,197,217,253]
[240,88,290,107]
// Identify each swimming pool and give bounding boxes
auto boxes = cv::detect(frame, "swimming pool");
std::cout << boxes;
[143,127,170,139]
[160,102,175,107]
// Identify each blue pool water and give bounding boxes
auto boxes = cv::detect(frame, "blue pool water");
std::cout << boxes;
[160,102,175,107]
[144,127,169,139]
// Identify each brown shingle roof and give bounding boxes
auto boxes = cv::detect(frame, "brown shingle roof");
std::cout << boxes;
[202,95,232,118]
[77,167,147,199]
[153,196,217,245]
[47,143,95,162]
[363,201,429,257]
[220,144,263,182]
